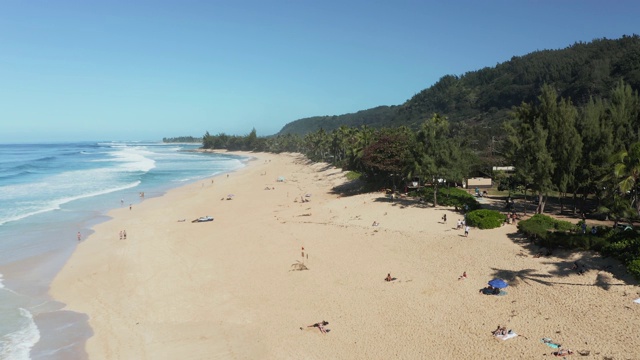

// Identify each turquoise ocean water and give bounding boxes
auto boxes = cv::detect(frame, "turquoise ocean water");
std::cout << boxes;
[0,141,247,359]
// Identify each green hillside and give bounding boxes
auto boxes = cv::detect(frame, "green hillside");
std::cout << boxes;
[277,35,640,139]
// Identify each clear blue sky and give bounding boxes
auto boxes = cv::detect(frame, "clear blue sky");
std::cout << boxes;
[1,0,638,142]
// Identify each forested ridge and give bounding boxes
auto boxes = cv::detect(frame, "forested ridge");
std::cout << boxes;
[278,35,640,143]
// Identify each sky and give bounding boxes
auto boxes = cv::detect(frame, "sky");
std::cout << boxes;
[0,0,638,142]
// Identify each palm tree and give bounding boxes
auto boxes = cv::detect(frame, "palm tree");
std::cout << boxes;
[613,142,640,217]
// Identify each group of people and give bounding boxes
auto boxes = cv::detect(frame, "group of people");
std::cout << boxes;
[119,230,127,240]
[457,219,470,237]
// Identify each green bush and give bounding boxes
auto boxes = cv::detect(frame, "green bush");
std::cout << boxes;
[517,215,640,281]
[627,259,640,280]
[517,214,577,240]
[419,186,480,210]
[517,214,558,240]
[545,233,608,251]
[345,171,362,181]
[466,209,506,229]
[556,220,578,232]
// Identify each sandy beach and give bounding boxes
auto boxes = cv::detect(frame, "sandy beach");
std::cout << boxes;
[50,152,640,359]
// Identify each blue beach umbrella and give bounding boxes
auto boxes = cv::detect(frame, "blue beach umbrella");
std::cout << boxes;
[488,278,508,289]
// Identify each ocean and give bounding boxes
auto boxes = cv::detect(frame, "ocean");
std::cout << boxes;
[0,141,247,360]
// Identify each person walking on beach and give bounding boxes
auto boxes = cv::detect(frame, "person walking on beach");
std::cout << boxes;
[464,225,470,237]
[442,214,447,224]
[77,232,81,241]
[123,230,127,240]
[119,231,123,240]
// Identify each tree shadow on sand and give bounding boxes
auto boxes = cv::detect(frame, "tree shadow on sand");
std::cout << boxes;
[488,268,556,287]
[329,179,369,196]
[502,233,638,289]
[371,195,432,209]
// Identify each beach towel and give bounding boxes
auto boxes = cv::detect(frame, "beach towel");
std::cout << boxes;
[496,290,508,296]
[496,332,518,341]
[541,338,561,349]
[634,298,640,304]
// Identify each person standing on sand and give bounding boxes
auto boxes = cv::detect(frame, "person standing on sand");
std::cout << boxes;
[442,214,447,224]
[77,232,81,241]
[464,225,470,237]
[123,230,127,240]
[119,231,123,240]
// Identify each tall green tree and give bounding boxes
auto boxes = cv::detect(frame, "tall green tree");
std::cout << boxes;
[575,97,614,212]
[537,85,582,212]
[411,114,456,206]
[610,79,640,151]
[508,99,555,214]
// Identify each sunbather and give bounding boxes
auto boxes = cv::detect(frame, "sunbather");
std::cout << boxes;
[385,273,393,282]
[307,321,329,334]
[552,349,573,356]
[492,326,507,336]
[458,271,467,280]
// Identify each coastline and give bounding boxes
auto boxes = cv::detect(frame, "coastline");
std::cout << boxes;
[50,152,640,359]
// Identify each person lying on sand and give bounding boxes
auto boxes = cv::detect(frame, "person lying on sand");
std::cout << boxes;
[306,321,329,334]
[372,221,380,226]
[479,286,500,295]
[492,326,507,336]
[552,349,573,356]
[458,271,467,280]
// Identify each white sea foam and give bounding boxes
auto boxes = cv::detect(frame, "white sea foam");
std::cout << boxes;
[0,180,141,226]
[0,308,41,360]
[92,146,156,172]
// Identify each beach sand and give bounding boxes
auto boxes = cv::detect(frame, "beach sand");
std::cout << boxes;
[50,152,640,359]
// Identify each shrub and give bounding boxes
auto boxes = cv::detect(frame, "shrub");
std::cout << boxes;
[627,259,640,280]
[419,186,480,210]
[518,214,556,240]
[546,233,608,251]
[556,220,578,232]
[466,209,506,229]
[345,171,362,181]
[519,215,640,281]
[517,214,576,240]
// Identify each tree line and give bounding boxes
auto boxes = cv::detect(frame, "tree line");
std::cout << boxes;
[276,35,640,164]
[202,78,640,222]
[504,79,640,221]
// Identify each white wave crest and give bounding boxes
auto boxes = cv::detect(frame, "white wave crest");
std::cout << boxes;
[0,181,141,226]
[0,308,41,360]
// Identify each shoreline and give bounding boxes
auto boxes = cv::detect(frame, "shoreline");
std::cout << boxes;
[50,152,640,359]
